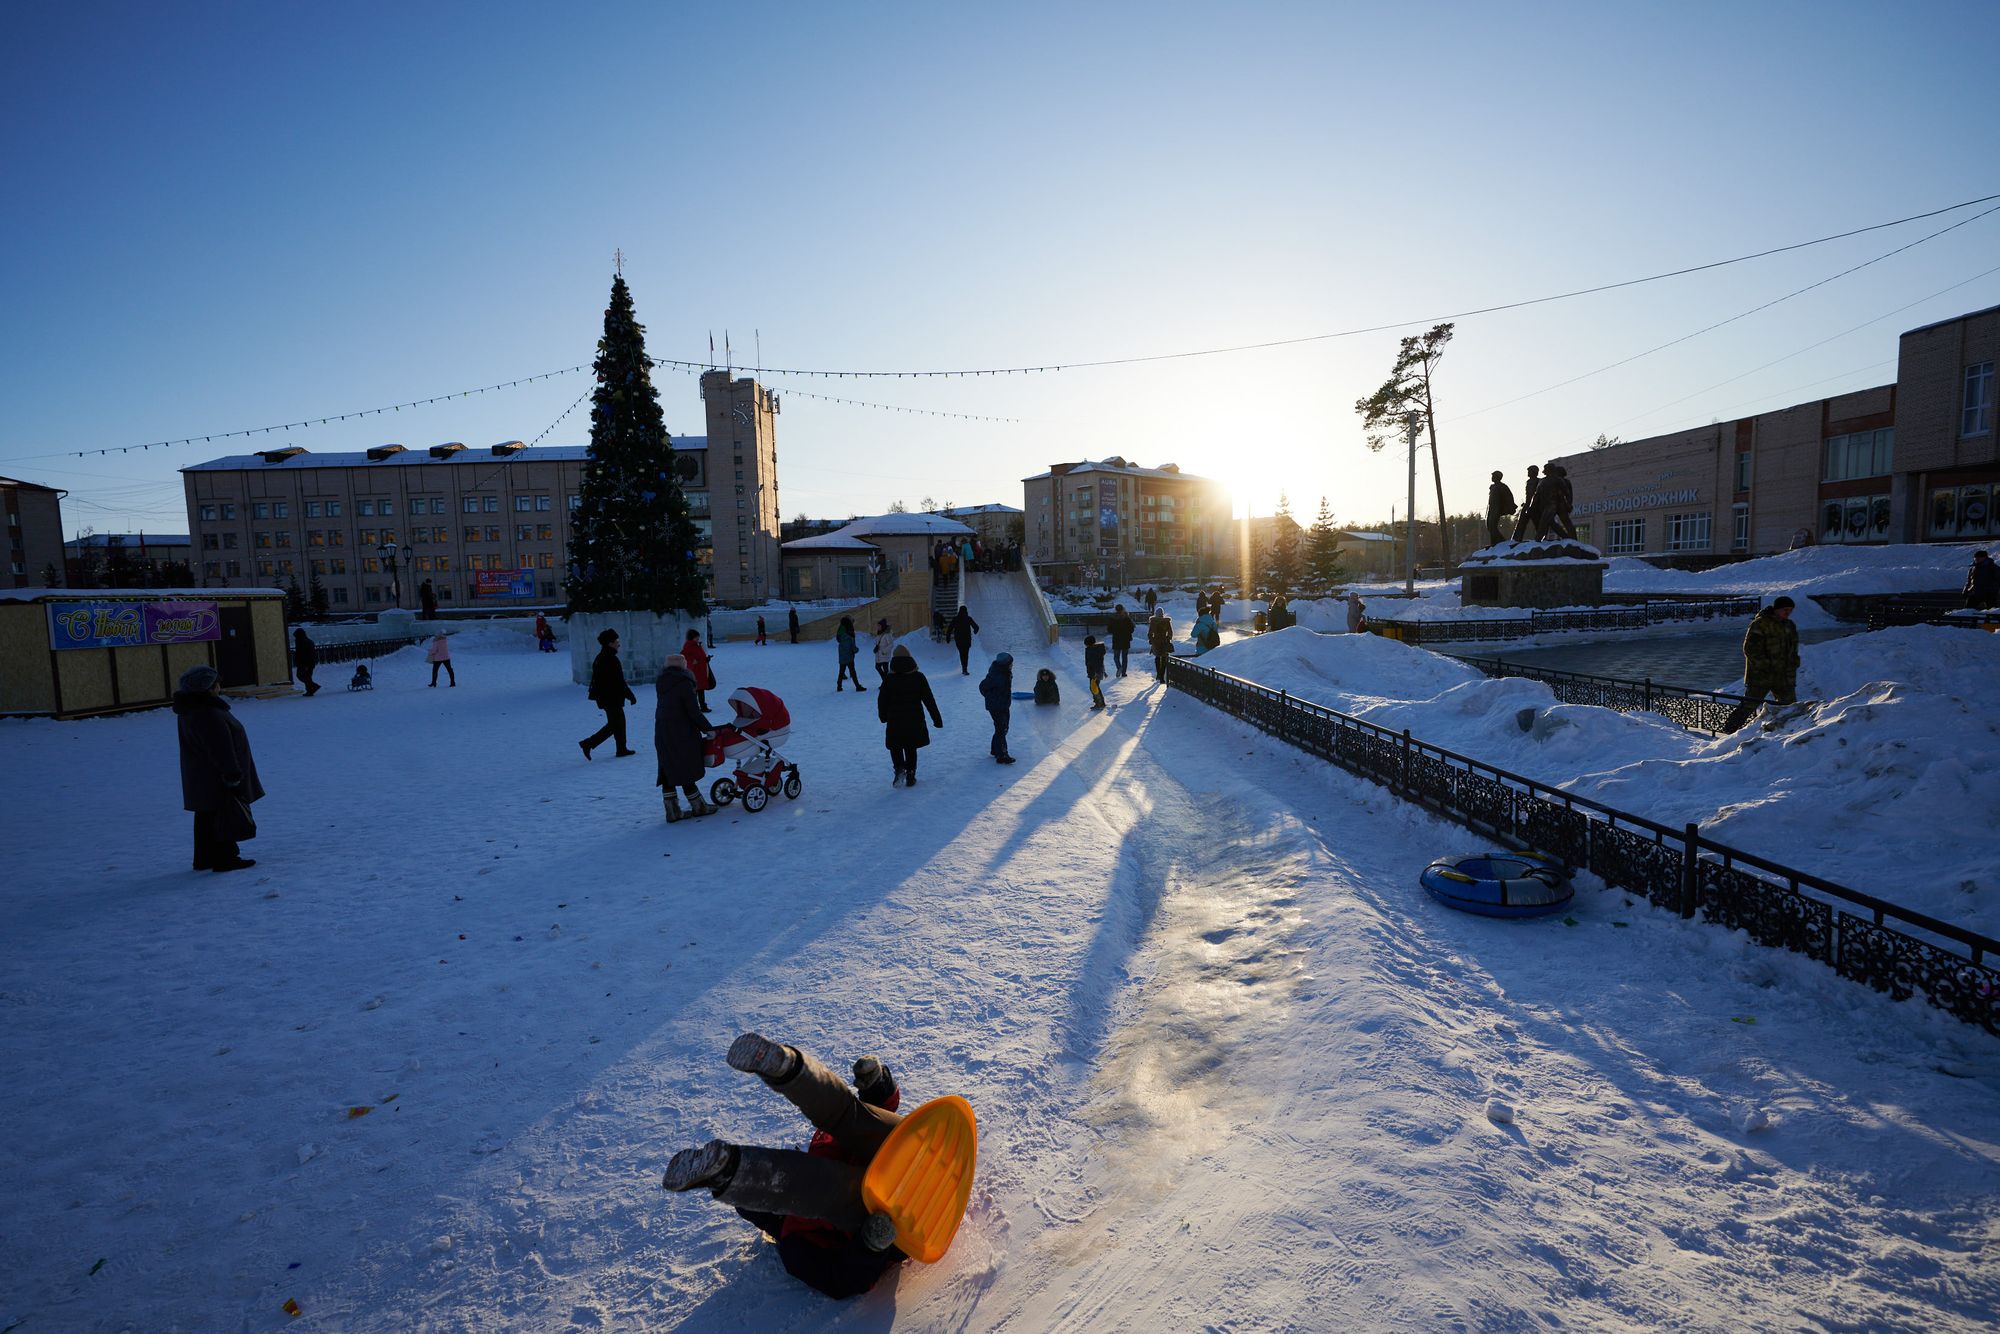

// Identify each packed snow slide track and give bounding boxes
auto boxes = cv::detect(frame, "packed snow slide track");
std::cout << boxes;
[962,572,1054,659]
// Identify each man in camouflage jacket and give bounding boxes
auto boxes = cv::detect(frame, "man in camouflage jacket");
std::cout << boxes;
[1722,596,1799,733]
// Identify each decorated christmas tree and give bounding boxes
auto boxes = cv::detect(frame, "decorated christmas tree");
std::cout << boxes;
[564,275,708,617]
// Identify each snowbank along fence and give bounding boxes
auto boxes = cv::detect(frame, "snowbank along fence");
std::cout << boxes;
[1164,658,2000,1035]
[1445,654,1788,736]
[1375,595,1760,646]
[307,635,427,667]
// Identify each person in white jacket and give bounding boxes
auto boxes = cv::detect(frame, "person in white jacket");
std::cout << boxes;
[871,618,896,684]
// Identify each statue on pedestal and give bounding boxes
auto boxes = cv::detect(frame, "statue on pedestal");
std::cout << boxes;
[1510,465,1541,542]
[1486,471,1517,547]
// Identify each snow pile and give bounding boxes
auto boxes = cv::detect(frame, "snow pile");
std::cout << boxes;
[1604,542,1981,601]
[1199,626,1482,707]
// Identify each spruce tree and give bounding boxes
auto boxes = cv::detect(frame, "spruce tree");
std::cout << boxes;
[285,575,307,622]
[1263,492,1302,596]
[1306,496,1347,593]
[307,570,330,620]
[564,275,707,617]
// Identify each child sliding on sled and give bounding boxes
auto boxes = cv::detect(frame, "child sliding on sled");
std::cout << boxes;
[663,1035,909,1298]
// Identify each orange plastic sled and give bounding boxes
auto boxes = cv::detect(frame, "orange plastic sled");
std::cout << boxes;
[860,1095,977,1263]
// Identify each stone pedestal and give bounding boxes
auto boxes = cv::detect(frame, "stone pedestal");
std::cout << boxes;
[567,609,702,687]
[1458,540,1606,610]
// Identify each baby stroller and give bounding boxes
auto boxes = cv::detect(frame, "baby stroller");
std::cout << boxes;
[704,686,801,813]
[348,662,374,691]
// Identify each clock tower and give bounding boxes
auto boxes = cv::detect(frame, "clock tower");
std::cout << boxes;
[699,369,782,607]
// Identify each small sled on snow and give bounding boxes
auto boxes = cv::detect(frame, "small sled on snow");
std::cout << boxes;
[1421,851,1572,919]
[861,1095,977,1263]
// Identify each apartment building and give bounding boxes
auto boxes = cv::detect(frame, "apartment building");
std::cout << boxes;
[1021,457,1227,580]
[179,371,789,611]
[1554,304,1998,557]
[2,475,67,588]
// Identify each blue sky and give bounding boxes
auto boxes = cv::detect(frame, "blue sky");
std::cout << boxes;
[3,0,1997,538]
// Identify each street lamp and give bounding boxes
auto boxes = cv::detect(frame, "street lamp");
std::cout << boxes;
[378,542,402,608]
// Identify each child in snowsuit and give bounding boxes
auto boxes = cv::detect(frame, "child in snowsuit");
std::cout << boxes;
[348,662,372,691]
[662,1034,909,1300]
[1083,635,1107,710]
[1032,668,1060,705]
[978,652,1015,763]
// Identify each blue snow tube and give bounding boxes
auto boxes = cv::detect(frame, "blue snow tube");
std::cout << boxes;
[1421,851,1573,919]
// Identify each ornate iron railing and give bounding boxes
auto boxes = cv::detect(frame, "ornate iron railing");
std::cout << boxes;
[1164,657,2000,1034]
[307,636,426,666]
[1865,594,2000,632]
[1380,595,1760,645]
[1446,655,1789,736]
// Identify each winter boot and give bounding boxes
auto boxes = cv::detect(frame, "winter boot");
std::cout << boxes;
[727,1032,800,1082]
[688,790,715,817]
[662,1139,738,1193]
[861,1211,900,1252]
[852,1056,896,1107]
[892,767,905,787]
[663,792,684,823]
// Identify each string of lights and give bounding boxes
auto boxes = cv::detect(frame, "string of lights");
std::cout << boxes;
[648,360,1021,422]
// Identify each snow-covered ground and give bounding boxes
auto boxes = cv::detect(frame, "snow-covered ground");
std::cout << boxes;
[3,573,1998,1332]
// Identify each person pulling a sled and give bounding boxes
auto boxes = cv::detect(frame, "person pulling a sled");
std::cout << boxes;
[662,1035,910,1299]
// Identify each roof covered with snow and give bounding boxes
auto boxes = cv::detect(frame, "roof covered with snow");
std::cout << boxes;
[180,439,706,471]
[64,533,190,548]
[944,503,1023,516]
[1021,458,1216,484]
[781,510,976,552]
[780,532,878,551]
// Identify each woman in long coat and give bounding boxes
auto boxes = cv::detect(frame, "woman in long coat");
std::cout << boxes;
[835,616,865,692]
[656,654,715,823]
[174,664,263,872]
[876,645,942,787]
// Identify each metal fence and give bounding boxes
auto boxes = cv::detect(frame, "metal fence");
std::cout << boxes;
[1447,655,1781,736]
[1380,595,1760,646]
[1865,594,1999,632]
[1164,657,2000,1035]
[309,636,425,667]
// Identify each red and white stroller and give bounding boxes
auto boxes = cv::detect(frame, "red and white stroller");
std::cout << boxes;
[704,686,802,813]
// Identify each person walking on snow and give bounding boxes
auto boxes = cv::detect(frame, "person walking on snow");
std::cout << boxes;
[173,664,262,873]
[681,628,712,712]
[1722,596,1801,733]
[835,616,866,692]
[655,654,715,822]
[1106,604,1135,677]
[871,618,896,683]
[978,652,1016,763]
[1345,591,1366,634]
[580,628,638,759]
[949,606,980,674]
[660,1034,911,1299]
[788,606,801,644]
[756,615,768,646]
[877,644,943,786]
[1147,608,1174,682]
[292,626,319,696]
[534,613,557,652]
[419,578,438,619]
[426,632,456,687]
[1083,635,1107,710]
[1966,549,1998,610]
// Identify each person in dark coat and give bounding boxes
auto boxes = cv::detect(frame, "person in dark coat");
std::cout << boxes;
[580,628,638,759]
[949,606,980,675]
[788,606,801,644]
[1147,609,1174,682]
[1723,596,1801,733]
[1966,550,1999,610]
[419,578,438,619]
[1511,465,1541,542]
[1033,668,1060,705]
[174,664,262,873]
[756,615,768,646]
[292,627,319,696]
[876,644,943,787]
[978,652,1016,762]
[835,616,866,692]
[1083,635,1107,710]
[662,1035,911,1300]
[655,654,715,822]
[1486,470,1517,547]
[1105,604,1135,677]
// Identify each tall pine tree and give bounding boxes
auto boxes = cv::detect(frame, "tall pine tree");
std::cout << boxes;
[564,275,707,617]
[1305,496,1346,593]
[1263,492,1303,596]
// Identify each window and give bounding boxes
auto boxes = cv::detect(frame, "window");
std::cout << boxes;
[1966,362,1995,437]
[275,502,290,518]
[358,528,376,545]
[567,494,580,510]
[536,495,551,511]
[225,560,241,576]
[276,531,293,548]
[222,533,238,549]
[308,531,325,547]
[463,525,482,544]
[366,588,381,603]
[1606,518,1645,555]
[735,471,744,481]
[328,530,344,547]
[199,504,218,522]
[538,552,554,569]
[278,559,294,575]
[221,503,236,520]
[537,523,553,540]
[380,499,395,516]
[327,501,342,517]
[483,496,499,513]
[359,500,375,516]
[1665,511,1711,553]
[257,560,274,576]
[436,555,452,570]
[1735,451,1752,492]
[516,496,533,512]
[254,502,270,519]
[429,498,446,515]
[485,525,500,542]
[463,497,481,514]
[468,554,484,571]
[328,558,347,574]
[306,501,322,518]
[203,533,219,550]
[415,555,433,571]
[332,588,348,604]
[1823,428,1893,481]
[1732,503,1750,552]
[364,557,381,573]
[517,524,533,541]
[311,559,327,575]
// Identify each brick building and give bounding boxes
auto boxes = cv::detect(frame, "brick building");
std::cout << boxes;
[179,371,787,612]
[1021,458,1228,581]
[2,475,67,588]
[1553,305,1997,557]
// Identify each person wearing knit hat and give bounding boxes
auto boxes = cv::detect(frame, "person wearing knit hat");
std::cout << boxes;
[655,654,715,822]
[977,652,1016,763]
[580,627,638,760]
[876,643,942,787]
[172,664,262,873]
